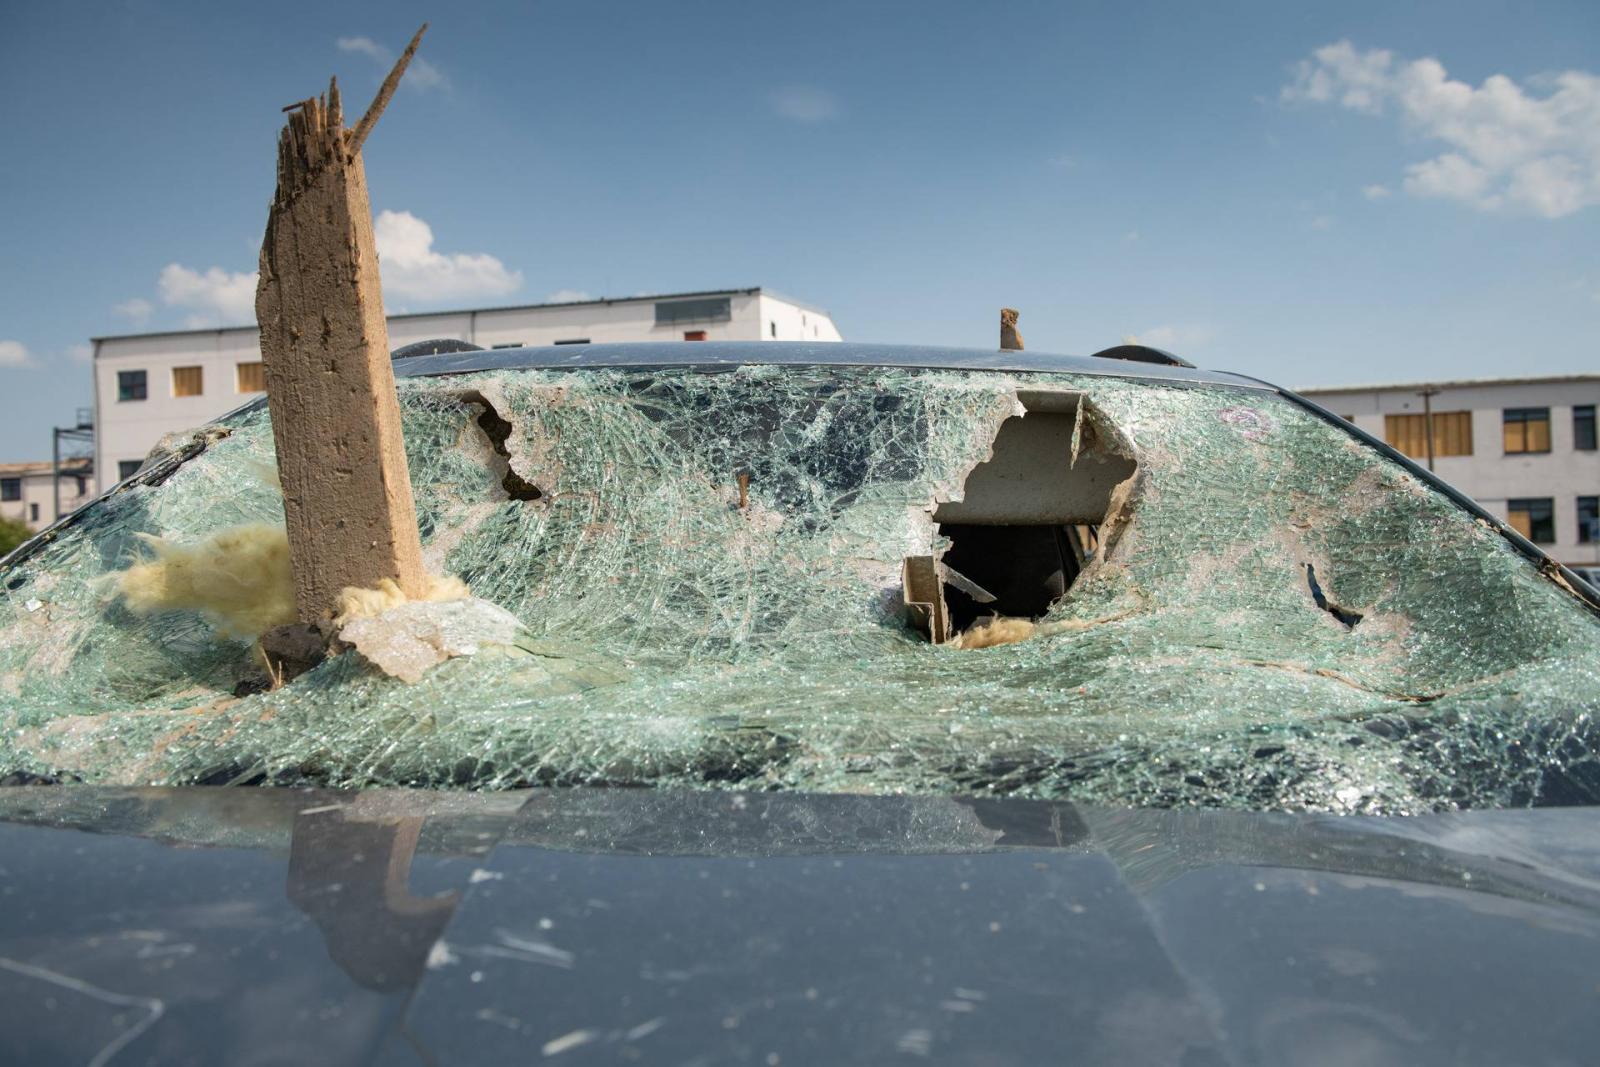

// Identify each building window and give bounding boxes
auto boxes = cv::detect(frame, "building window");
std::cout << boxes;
[770,322,777,338]
[491,342,524,349]
[654,297,731,326]
[1580,497,1599,544]
[1339,414,1356,423]
[683,330,708,341]
[553,339,590,345]
[76,476,87,495]
[117,370,147,402]
[1503,407,1551,454]
[172,365,204,397]
[1507,498,1555,543]
[1383,411,1472,459]
[118,460,142,481]
[0,478,19,502]
[29,503,39,523]
[1576,405,1597,451]
[236,361,266,393]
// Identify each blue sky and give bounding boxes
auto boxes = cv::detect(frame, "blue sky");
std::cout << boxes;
[2,0,1597,459]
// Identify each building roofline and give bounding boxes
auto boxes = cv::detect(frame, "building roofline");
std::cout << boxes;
[88,287,835,346]
[1298,373,1600,394]
[753,288,832,317]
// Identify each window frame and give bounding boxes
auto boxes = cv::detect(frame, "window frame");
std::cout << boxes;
[116,369,148,402]
[1503,407,1552,455]
[0,477,20,502]
[1580,496,1599,545]
[654,297,732,327]
[1506,497,1556,544]
[1575,405,1597,452]
[117,460,143,481]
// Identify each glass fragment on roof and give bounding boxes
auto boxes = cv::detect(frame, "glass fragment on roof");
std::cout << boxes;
[2,363,1597,812]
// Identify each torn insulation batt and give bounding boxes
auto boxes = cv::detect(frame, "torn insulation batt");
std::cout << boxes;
[2,363,1598,812]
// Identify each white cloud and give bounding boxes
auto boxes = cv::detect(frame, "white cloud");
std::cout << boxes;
[1127,324,1215,351]
[336,35,386,62]
[1283,41,1600,217]
[544,289,593,304]
[158,263,258,326]
[1283,41,1395,114]
[1403,152,1493,204]
[374,210,523,303]
[140,212,519,324]
[1362,183,1392,199]
[0,340,35,368]
[1048,153,1077,170]
[114,297,153,323]
[337,35,449,91]
[770,86,839,123]
[0,341,93,367]
[1309,214,1335,230]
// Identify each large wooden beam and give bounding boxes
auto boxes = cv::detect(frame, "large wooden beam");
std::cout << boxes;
[255,27,429,627]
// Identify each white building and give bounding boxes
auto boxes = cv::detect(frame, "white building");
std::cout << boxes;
[0,459,95,532]
[90,288,842,484]
[1299,375,1600,571]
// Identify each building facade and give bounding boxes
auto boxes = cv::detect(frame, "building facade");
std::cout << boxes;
[1299,375,1600,571]
[90,288,841,483]
[0,459,95,531]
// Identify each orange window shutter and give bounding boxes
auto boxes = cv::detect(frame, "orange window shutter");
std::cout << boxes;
[1385,414,1426,458]
[237,361,266,392]
[172,366,203,397]
[1432,411,1472,456]
[1384,415,1405,455]
[1529,416,1551,452]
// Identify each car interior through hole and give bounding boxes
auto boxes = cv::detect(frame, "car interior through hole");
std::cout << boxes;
[903,389,1137,643]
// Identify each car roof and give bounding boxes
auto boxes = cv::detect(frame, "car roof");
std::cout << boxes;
[384,340,1600,614]
[390,340,1275,391]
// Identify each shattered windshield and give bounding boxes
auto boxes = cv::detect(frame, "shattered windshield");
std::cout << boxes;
[2,362,1597,812]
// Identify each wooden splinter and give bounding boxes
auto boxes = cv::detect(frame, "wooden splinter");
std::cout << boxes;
[255,25,430,628]
[1000,308,1024,351]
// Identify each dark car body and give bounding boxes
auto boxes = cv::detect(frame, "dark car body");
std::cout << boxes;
[3,785,1599,1065]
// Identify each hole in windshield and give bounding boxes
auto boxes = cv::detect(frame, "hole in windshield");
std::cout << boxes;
[906,393,1135,644]
[1305,563,1363,629]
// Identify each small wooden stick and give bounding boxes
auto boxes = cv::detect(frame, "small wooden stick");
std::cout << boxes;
[349,24,428,157]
